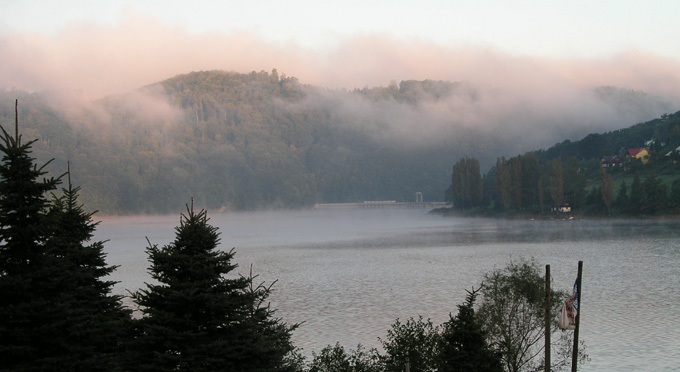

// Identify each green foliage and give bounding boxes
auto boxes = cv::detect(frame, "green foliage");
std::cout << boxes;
[309,343,352,372]
[640,174,667,215]
[3,72,477,213]
[669,179,680,213]
[614,179,629,210]
[549,158,564,208]
[41,171,132,371]
[628,173,643,214]
[308,343,381,372]
[563,157,586,207]
[129,204,297,372]
[450,157,483,209]
[0,105,129,371]
[477,258,572,372]
[0,114,64,370]
[379,316,440,372]
[438,287,503,372]
[535,110,680,163]
[600,167,614,216]
[450,109,680,217]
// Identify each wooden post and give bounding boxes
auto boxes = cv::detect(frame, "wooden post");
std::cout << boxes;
[405,356,410,372]
[545,264,551,372]
[15,99,19,141]
[571,261,583,372]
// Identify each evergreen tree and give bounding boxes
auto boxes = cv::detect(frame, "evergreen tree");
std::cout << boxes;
[1,102,130,371]
[0,102,63,370]
[640,174,667,215]
[614,180,628,211]
[549,158,564,209]
[668,178,680,213]
[438,287,502,372]
[43,167,131,370]
[628,173,643,214]
[563,157,586,208]
[129,203,297,372]
[520,154,540,210]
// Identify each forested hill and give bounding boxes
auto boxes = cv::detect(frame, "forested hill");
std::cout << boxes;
[0,70,676,214]
[534,111,680,162]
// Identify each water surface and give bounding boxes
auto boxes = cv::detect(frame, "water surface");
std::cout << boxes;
[96,209,680,371]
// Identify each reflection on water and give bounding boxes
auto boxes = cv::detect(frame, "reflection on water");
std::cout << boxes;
[96,210,680,372]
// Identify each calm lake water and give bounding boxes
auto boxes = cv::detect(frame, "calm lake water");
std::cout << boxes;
[95,209,680,371]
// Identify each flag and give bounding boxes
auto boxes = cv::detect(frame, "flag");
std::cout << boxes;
[572,278,579,312]
[557,278,579,330]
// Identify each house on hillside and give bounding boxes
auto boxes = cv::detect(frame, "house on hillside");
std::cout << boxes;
[600,155,624,168]
[626,148,650,164]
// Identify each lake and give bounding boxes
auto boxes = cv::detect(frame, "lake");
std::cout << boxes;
[95,209,680,371]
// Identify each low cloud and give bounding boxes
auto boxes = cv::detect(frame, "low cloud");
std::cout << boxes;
[1,10,680,152]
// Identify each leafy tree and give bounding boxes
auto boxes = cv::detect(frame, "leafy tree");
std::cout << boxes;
[438,287,503,372]
[129,203,298,372]
[477,258,585,372]
[308,343,351,372]
[379,316,440,372]
[308,343,380,372]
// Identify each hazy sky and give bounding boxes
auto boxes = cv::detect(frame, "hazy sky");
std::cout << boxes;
[2,0,680,101]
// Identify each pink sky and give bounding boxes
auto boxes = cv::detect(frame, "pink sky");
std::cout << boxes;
[1,3,679,149]
[1,14,679,101]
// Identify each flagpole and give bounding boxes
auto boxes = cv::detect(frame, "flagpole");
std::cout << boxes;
[545,264,551,372]
[571,261,583,372]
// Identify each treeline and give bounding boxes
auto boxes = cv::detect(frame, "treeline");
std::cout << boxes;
[0,107,298,371]
[1,105,588,371]
[446,111,680,216]
[0,72,497,214]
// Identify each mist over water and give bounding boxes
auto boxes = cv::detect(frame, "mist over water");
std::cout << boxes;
[96,209,680,371]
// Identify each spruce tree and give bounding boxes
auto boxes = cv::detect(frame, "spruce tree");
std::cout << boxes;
[1,101,131,371]
[0,101,62,370]
[438,288,502,372]
[43,166,131,370]
[628,173,643,214]
[130,203,297,372]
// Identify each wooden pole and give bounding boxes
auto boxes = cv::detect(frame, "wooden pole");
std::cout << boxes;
[571,261,583,372]
[545,264,551,372]
[15,99,19,143]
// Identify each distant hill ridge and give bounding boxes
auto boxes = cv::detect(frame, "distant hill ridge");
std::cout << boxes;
[0,70,677,214]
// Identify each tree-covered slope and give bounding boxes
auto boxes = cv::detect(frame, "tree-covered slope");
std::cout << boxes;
[0,72,483,213]
[1,70,676,214]
[535,111,680,162]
